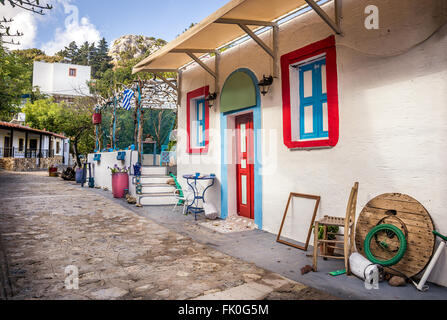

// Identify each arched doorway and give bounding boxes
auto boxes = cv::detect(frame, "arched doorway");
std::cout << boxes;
[219,68,263,229]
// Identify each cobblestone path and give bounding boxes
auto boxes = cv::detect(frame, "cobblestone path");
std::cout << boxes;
[0,171,336,300]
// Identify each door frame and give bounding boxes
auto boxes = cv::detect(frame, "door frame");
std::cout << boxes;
[235,113,254,219]
[220,68,263,229]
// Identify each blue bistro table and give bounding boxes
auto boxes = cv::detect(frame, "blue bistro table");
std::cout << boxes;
[183,174,216,220]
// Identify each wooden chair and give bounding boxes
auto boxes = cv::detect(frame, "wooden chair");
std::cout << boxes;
[313,182,359,274]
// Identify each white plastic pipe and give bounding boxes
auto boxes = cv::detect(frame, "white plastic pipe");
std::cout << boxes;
[416,241,446,292]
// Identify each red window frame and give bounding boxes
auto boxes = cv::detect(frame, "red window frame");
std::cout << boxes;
[186,85,210,154]
[281,35,339,149]
[69,68,77,77]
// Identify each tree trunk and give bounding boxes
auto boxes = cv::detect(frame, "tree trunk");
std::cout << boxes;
[73,139,81,168]
[110,107,116,149]
[138,108,144,164]
[134,99,138,146]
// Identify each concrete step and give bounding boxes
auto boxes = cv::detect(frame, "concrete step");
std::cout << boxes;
[140,175,171,184]
[138,194,176,206]
[141,184,176,194]
[141,166,167,176]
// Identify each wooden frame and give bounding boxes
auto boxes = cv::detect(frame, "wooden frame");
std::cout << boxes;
[276,192,321,251]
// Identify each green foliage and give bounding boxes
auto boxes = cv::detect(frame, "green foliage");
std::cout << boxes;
[22,98,62,132]
[317,226,340,241]
[0,45,32,120]
[23,96,95,166]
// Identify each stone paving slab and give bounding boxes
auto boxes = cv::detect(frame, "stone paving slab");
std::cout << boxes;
[0,171,337,300]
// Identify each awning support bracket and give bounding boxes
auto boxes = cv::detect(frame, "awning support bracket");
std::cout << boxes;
[153,72,178,92]
[304,0,342,35]
[170,49,220,94]
[215,18,279,78]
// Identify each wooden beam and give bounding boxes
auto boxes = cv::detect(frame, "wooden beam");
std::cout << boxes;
[186,52,216,78]
[334,0,342,33]
[154,72,178,91]
[177,69,183,108]
[215,18,276,27]
[138,68,179,74]
[238,23,274,58]
[304,0,342,34]
[170,48,216,54]
[214,51,220,94]
[272,24,279,78]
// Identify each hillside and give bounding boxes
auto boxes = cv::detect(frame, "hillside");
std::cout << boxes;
[108,35,167,65]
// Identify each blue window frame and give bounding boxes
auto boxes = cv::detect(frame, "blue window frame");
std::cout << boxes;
[299,58,328,140]
[196,99,206,147]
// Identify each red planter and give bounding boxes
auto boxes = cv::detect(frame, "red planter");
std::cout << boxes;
[111,173,129,198]
[92,113,102,125]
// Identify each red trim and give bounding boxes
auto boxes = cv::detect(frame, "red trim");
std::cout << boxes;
[186,86,210,154]
[235,113,254,219]
[281,35,339,149]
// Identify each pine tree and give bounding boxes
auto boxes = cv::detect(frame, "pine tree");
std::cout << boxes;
[95,38,113,79]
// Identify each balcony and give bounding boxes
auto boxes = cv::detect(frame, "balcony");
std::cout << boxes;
[0,148,55,159]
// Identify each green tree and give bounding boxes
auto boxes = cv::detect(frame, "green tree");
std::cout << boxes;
[23,97,95,167]
[0,45,32,120]
[22,98,61,132]
[92,38,113,79]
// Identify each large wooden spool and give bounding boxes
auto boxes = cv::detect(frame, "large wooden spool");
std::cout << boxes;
[355,193,435,277]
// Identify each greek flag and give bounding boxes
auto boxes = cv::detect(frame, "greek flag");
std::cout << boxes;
[121,89,134,111]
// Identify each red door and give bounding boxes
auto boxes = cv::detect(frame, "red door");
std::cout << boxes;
[236,113,254,219]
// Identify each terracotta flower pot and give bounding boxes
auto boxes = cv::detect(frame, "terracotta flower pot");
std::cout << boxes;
[111,172,129,198]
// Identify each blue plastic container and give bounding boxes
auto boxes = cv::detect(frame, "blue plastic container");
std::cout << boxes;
[75,168,84,184]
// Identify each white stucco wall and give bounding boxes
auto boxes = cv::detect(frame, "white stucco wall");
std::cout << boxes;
[87,151,138,193]
[176,0,447,286]
[33,61,91,97]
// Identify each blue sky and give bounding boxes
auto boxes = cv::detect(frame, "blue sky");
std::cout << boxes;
[5,0,229,54]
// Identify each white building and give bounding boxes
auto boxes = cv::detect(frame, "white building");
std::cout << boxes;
[32,61,92,100]
[130,0,447,287]
[0,121,70,169]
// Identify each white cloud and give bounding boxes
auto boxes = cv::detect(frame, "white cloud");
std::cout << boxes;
[41,0,101,55]
[2,5,38,49]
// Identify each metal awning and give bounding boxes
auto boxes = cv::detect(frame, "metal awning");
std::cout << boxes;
[133,0,341,73]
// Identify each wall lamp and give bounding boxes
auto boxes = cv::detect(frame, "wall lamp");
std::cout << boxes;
[205,92,217,108]
[258,75,274,96]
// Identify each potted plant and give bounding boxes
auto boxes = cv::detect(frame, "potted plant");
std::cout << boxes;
[318,226,340,256]
[109,165,130,198]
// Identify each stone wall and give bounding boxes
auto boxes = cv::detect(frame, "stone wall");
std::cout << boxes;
[0,156,63,172]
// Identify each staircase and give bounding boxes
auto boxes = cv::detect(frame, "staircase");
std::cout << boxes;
[136,166,176,206]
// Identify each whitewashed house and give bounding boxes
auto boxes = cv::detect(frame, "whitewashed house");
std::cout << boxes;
[131,0,447,286]
[32,61,92,101]
[0,121,70,170]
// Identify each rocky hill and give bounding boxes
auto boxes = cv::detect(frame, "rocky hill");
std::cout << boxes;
[108,35,167,64]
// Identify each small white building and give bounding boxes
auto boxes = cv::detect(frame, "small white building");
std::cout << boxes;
[0,121,70,170]
[32,61,92,100]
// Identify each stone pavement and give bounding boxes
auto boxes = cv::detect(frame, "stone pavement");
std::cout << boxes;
[0,171,337,300]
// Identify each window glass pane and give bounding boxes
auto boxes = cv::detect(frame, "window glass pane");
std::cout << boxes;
[240,123,246,153]
[304,105,314,134]
[241,159,247,169]
[198,102,203,121]
[322,102,329,132]
[303,70,313,98]
[321,64,327,94]
[241,175,247,205]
